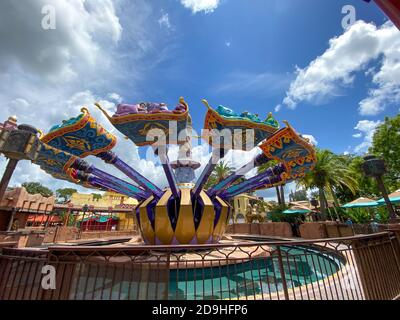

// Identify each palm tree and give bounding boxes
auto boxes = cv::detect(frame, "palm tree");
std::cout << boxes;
[204,161,234,190]
[212,161,234,183]
[297,149,359,220]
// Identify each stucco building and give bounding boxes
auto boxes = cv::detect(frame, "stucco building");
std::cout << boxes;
[0,187,55,231]
[67,191,139,230]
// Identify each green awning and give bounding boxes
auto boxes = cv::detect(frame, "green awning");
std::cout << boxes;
[341,202,379,208]
[377,196,400,205]
[377,191,400,205]
[341,197,380,208]
[81,216,119,223]
[283,209,310,214]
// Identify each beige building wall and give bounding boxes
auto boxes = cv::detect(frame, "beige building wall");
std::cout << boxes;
[233,194,259,222]
[70,191,138,207]
[70,192,139,229]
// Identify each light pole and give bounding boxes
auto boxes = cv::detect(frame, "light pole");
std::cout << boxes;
[362,155,398,223]
[0,116,18,201]
[0,123,40,231]
[0,123,40,200]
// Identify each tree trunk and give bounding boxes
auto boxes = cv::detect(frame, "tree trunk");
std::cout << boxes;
[280,185,286,206]
[319,188,328,221]
[328,185,341,221]
[276,186,281,205]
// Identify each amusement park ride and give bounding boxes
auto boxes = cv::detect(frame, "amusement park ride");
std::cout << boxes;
[0,0,398,246]
[364,0,400,30]
[0,98,317,245]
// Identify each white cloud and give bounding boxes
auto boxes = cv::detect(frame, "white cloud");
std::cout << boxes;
[180,0,221,14]
[359,33,400,115]
[353,133,362,138]
[107,93,123,103]
[302,134,318,146]
[0,0,122,82]
[0,0,174,193]
[225,41,231,47]
[158,13,171,29]
[353,120,382,154]
[280,21,400,116]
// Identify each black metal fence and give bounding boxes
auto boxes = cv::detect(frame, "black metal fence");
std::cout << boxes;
[0,232,399,300]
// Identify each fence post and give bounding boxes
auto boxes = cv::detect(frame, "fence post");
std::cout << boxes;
[351,238,375,299]
[165,251,171,300]
[276,246,290,300]
[388,229,400,271]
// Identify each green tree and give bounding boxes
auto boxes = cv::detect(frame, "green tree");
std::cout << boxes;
[297,149,359,220]
[266,203,301,223]
[212,161,233,183]
[289,189,308,202]
[370,115,400,191]
[204,161,234,190]
[335,155,380,203]
[92,193,103,201]
[56,188,77,203]
[22,182,54,197]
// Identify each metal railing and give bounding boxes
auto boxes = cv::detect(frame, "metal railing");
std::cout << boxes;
[0,232,399,300]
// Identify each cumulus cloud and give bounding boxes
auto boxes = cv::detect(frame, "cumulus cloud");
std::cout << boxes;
[0,0,122,82]
[180,0,221,14]
[302,134,318,146]
[280,21,400,116]
[353,120,382,154]
[107,93,123,103]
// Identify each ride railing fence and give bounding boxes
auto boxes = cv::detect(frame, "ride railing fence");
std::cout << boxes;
[0,232,399,300]
[351,223,390,235]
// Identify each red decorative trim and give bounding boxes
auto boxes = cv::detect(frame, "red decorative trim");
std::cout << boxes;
[41,109,117,158]
[41,110,91,143]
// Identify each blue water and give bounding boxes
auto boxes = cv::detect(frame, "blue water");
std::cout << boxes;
[72,245,343,300]
[168,246,343,300]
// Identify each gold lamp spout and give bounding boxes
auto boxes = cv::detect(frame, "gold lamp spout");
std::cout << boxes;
[94,102,112,121]
[202,99,212,109]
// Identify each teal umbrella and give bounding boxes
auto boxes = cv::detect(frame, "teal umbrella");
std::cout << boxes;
[283,204,312,215]
[283,209,310,214]
[81,215,119,223]
[377,190,400,205]
[341,197,380,208]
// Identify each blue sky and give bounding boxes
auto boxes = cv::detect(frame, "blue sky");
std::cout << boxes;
[123,0,395,155]
[0,0,399,199]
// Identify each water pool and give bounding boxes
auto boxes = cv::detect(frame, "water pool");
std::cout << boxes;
[168,246,344,300]
[71,245,345,300]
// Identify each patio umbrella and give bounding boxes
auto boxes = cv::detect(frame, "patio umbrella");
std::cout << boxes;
[377,190,400,205]
[341,197,380,208]
[283,204,312,215]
